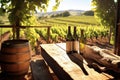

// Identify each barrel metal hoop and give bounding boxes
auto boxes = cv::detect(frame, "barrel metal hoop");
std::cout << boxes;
[0,58,31,64]
[0,50,30,55]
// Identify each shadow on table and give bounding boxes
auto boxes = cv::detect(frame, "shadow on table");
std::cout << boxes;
[67,53,89,75]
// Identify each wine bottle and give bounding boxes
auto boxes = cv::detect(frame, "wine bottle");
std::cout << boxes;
[80,29,85,55]
[66,26,73,54]
[73,26,79,53]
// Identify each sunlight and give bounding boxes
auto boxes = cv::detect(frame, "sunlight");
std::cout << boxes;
[114,0,117,2]
[47,0,92,12]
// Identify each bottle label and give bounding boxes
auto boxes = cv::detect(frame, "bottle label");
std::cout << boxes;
[80,43,85,54]
[73,41,79,53]
[66,41,72,53]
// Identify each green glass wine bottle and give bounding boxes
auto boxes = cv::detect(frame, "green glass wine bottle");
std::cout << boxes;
[73,26,79,53]
[80,29,85,55]
[66,26,73,54]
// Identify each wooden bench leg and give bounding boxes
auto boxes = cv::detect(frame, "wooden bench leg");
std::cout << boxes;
[30,60,54,80]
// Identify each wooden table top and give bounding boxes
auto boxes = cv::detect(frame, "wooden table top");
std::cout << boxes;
[40,43,114,80]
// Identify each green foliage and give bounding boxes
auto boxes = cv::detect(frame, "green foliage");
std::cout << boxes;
[0,8,6,16]
[24,28,39,49]
[62,11,70,17]
[19,29,25,38]
[51,27,66,38]
[0,28,11,35]
[50,33,58,42]
[35,28,48,40]
[21,16,38,26]
[0,0,62,47]
[0,0,62,25]
[91,0,117,44]
[0,14,10,25]
[52,0,61,11]
[37,15,113,44]
[91,0,117,28]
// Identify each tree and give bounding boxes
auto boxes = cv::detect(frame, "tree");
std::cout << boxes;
[83,10,94,16]
[91,0,117,44]
[62,11,70,17]
[0,0,61,39]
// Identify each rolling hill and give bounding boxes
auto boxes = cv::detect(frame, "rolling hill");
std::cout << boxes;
[36,10,85,17]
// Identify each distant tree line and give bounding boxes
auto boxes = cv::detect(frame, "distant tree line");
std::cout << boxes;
[39,10,94,19]
[82,10,94,16]
[51,11,70,17]
[39,11,70,19]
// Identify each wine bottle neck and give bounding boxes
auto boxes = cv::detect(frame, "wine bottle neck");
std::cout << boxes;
[66,26,73,41]
[73,27,78,40]
[68,27,71,34]
[74,27,76,34]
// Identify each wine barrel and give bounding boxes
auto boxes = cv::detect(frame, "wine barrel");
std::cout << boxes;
[0,40,31,75]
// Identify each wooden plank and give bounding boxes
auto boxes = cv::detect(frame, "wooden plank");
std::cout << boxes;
[41,48,73,80]
[56,43,114,79]
[0,25,51,28]
[30,60,54,80]
[81,45,120,73]
[56,43,120,71]
[41,43,113,80]
[67,53,114,80]
[0,31,10,50]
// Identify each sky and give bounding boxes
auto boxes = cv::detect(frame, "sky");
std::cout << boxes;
[47,0,92,12]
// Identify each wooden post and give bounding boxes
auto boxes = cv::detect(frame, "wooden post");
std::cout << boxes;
[12,25,16,39]
[16,27,20,39]
[115,24,120,55]
[115,0,120,55]
[12,18,20,39]
[16,18,20,39]
[47,27,50,43]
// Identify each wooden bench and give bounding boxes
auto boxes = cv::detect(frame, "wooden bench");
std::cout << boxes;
[30,60,54,80]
